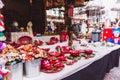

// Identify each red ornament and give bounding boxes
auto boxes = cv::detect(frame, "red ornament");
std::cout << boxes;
[45,63,52,70]
[49,51,61,57]
[50,37,59,43]
[70,50,81,57]
[42,48,50,52]
[0,14,4,20]
[55,62,63,68]
[84,49,93,55]
[58,55,66,61]
[61,46,72,53]
[41,59,49,68]
[33,32,37,36]
[50,60,57,64]
[56,45,61,50]
[34,40,43,46]
[0,21,4,26]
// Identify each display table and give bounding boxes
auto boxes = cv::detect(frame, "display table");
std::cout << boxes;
[63,48,120,80]
[23,41,120,80]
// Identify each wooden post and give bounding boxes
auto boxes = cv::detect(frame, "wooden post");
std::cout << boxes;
[64,0,74,47]
[31,0,47,34]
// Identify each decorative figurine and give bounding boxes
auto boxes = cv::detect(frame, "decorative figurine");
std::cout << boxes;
[27,21,33,37]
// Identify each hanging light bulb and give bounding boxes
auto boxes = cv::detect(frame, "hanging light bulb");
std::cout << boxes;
[30,0,32,4]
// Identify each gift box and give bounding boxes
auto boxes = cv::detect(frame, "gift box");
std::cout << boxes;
[24,59,41,77]
[6,63,23,80]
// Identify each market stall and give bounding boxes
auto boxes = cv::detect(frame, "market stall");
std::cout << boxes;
[22,41,120,80]
[1,0,120,80]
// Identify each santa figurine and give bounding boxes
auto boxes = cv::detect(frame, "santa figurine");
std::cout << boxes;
[27,21,33,37]
[107,27,120,44]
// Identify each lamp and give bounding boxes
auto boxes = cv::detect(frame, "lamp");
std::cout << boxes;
[30,0,32,5]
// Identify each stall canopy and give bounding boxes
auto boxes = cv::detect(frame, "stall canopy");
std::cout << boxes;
[46,0,86,9]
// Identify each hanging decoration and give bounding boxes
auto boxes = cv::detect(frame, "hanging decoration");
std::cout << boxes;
[0,0,9,79]
[0,0,6,49]
[68,5,74,18]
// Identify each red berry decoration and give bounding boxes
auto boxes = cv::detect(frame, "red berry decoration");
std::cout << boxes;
[70,50,80,57]
[84,49,93,55]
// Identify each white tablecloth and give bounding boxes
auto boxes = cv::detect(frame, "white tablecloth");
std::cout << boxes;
[23,41,120,80]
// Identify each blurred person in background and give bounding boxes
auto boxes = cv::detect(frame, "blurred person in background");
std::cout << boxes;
[27,21,33,37]
[47,22,52,32]
[11,21,20,32]
[80,20,88,38]
[72,21,80,38]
